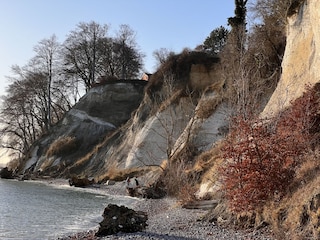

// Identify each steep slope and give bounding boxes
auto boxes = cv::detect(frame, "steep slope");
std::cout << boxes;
[200,1,320,239]
[261,0,320,118]
[20,80,146,177]
[85,55,229,183]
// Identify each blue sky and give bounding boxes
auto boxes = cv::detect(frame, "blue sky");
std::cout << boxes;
[0,1,235,95]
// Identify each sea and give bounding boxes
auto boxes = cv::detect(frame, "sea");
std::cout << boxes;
[0,178,139,240]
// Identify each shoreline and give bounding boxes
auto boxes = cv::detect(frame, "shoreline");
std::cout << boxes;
[38,178,275,240]
[1,177,275,239]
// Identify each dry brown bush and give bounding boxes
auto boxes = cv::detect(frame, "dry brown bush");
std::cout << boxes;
[146,50,219,96]
[220,84,320,213]
[6,158,21,171]
[158,160,197,204]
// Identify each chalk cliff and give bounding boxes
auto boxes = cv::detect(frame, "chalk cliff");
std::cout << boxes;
[21,80,147,176]
[261,0,320,118]
[19,52,229,183]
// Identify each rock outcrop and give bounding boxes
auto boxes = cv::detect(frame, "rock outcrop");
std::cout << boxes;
[261,0,319,118]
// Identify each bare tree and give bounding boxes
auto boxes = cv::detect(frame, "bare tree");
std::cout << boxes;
[0,70,48,157]
[113,24,144,79]
[63,22,144,89]
[0,36,72,158]
[152,48,175,68]
[33,34,61,130]
[63,21,109,91]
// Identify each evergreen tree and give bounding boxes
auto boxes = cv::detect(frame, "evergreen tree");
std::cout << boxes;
[203,26,229,55]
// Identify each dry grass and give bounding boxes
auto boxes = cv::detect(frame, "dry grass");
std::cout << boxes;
[196,94,222,119]
[295,150,320,183]
[267,151,320,239]
[157,89,184,113]
[261,172,320,239]
[192,142,223,186]
[65,130,121,176]
[67,151,94,174]
[46,136,77,157]
[155,159,198,205]
[195,81,225,119]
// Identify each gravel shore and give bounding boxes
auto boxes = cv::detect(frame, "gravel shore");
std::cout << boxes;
[54,180,275,240]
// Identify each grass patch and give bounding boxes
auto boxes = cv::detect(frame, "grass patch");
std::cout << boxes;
[46,136,77,157]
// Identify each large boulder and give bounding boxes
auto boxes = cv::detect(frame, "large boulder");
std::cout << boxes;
[96,204,148,236]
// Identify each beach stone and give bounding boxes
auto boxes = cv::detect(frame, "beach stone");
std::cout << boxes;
[96,204,148,236]
[0,167,14,179]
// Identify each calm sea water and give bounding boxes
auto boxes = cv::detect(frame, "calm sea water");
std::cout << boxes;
[0,179,138,240]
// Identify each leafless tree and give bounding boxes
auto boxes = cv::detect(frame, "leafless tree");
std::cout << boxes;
[113,24,144,79]
[33,34,62,130]
[63,21,109,91]
[152,48,175,68]
[0,70,48,156]
[0,36,72,158]
[63,22,144,90]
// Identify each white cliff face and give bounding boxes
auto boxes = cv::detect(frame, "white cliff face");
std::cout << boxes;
[171,91,229,161]
[124,98,195,168]
[119,64,226,169]
[261,0,320,118]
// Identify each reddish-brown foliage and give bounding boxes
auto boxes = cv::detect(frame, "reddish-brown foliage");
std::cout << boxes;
[220,84,320,212]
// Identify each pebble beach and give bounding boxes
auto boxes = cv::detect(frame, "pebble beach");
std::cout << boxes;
[54,180,275,240]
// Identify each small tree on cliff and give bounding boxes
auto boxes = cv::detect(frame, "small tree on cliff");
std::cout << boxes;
[203,26,229,55]
[228,0,248,54]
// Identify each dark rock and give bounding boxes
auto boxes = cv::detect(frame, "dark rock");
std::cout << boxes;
[96,204,148,237]
[68,176,94,187]
[0,167,14,179]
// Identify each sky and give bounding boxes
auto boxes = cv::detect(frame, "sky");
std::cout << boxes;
[0,0,235,166]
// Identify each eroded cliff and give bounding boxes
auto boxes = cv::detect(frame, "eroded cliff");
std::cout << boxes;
[21,80,146,176]
[261,0,320,118]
